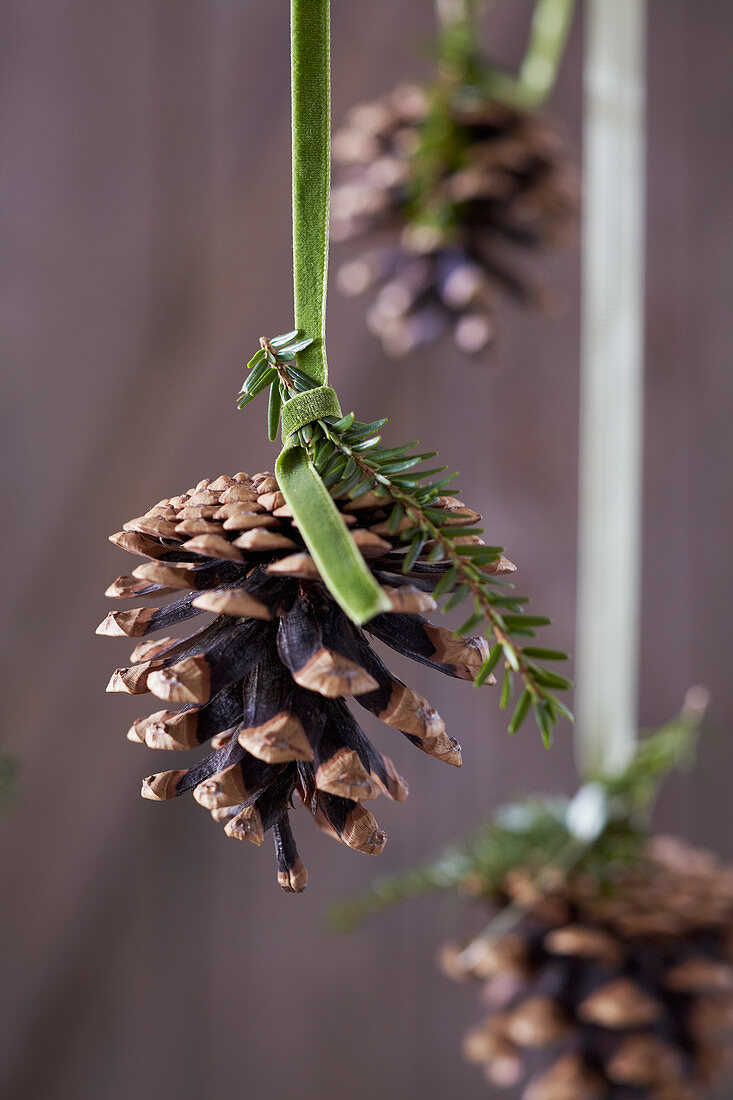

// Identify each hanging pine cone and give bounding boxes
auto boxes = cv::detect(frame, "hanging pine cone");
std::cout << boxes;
[440,836,733,1098]
[331,83,578,357]
[98,470,514,892]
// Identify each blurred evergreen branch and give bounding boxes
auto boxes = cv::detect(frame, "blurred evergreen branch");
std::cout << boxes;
[408,0,577,232]
[329,690,708,931]
[0,752,15,808]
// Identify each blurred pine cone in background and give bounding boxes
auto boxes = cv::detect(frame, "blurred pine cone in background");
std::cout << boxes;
[441,836,733,1099]
[331,83,578,358]
[98,471,512,892]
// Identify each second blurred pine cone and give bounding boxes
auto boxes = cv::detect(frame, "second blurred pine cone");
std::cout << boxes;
[441,836,733,1098]
[332,83,578,357]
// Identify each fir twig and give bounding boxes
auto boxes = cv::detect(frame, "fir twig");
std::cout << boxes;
[329,695,709,929]
[407,0,578,234]
[240,332,574,744]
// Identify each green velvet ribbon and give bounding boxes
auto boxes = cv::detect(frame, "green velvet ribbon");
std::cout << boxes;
[280,386,341,441]
[275,0,390,626]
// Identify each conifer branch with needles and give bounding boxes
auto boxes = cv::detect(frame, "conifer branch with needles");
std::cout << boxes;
[330,691,709,930]
[240,331,573,744]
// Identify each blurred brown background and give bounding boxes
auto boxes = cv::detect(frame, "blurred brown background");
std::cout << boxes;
[1,1,732,1097]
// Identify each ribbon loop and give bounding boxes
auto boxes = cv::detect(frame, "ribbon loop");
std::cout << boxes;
[281,385,342,443]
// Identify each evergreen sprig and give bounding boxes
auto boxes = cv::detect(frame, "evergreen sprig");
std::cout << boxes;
[329,796,636,932]
[329,695,708,930]
[405,0,578,235]
[240,332,573,745]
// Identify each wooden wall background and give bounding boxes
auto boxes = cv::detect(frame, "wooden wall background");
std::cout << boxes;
[1,2,731,1097]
